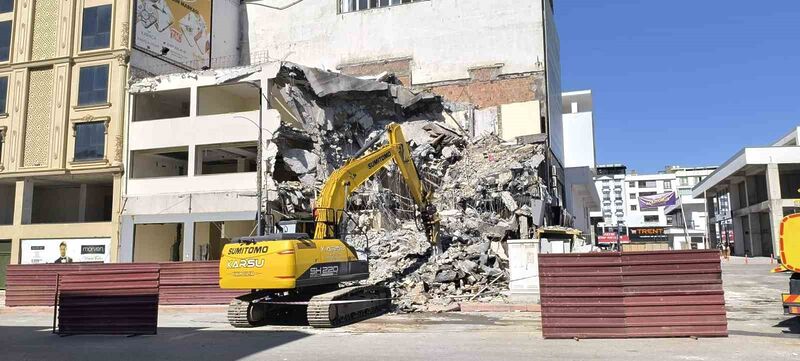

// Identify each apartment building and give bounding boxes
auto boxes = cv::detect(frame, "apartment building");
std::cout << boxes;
[241,0,568,206]
[0,0,132,271]
[593,164,628,226]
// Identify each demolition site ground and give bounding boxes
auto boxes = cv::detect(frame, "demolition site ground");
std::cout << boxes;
[1,259,798,361]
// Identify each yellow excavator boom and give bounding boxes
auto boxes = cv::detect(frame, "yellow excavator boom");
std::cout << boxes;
[313,123,439,243]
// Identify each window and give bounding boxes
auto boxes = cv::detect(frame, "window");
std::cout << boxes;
[0,128,5,166]
[74,122,106,161]
[131,148,189,179]
[629,181,636,188]
[679,177,689,186]
[638,180,657,188]
[0,0,12,13]
[644,215,659,223]
[0,76,7,114]
[663,180,672,190]
[78,65,109,106]
[81,5,112,51]
[629,193,636,200]
[630,205,637,211]
[341,0,425,13]
[0,21,10,62]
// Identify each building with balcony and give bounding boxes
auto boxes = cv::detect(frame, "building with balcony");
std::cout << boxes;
[693,126,800,257]
[119,64,280,262]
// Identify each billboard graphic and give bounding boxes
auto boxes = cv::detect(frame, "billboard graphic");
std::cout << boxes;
[597,232,630,244]
[20,238,111,264]
[134,0,212,68]
[629,227,668,242]
[639,191,677,209]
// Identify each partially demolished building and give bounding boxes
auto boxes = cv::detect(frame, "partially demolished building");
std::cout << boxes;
[121,61,568,309]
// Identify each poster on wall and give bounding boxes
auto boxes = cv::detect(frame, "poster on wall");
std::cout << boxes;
[20,238,111,264]
[134,0,212,68]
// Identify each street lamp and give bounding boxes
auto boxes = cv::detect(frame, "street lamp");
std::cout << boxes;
[240,81,265,237]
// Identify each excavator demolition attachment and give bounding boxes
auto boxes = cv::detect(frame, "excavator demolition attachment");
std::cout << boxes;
[219,123,440,328]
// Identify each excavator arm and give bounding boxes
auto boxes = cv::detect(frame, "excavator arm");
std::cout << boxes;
[313,123,440,244]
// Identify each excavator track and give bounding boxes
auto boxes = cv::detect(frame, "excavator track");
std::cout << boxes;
[307,285,391,328]
[228,292,309,328]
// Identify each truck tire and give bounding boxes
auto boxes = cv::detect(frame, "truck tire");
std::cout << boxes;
[790,273,800,294]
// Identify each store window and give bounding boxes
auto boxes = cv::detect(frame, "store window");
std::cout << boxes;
[78,65,109,106]
[81,5,112,51]
[74,121,106,161]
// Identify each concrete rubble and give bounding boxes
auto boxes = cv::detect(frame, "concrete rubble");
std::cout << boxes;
[265,63,563,312]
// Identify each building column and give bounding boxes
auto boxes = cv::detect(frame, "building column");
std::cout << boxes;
[13,179,33,225]
[119,216,134,262]
[77,184,87,222]
[182,220,195,261]
[766,163,783,258]
[748,214,763,257]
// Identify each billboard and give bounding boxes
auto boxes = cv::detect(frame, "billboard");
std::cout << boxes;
[134,0,212,68]
[597,232,630,244]
[20,238,111,264]
[629,227,668,243]
[639,191,677,209]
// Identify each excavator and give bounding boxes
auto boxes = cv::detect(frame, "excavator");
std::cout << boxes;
[219,123,440,328]
[773,214,800,315]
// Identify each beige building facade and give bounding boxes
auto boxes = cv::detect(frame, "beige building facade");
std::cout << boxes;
[0,0,131,268]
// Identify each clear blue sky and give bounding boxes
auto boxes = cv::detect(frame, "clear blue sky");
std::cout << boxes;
[556,1,800,173]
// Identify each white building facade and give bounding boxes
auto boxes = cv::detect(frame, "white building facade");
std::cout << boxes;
[119,64,281,262]
[241,0,568,203]
[562,90,599,236]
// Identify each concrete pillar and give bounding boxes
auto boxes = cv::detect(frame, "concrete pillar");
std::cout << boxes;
[182,220,194,261]
[766,163,783,258]
[732,215,745,256]
[13,179,33,225]
[748,214,763,257]
[77,184,87,222]
[119,216,135,262]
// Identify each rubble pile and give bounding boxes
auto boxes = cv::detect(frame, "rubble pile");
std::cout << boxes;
[268,63,553,312]
[345,136,549,312]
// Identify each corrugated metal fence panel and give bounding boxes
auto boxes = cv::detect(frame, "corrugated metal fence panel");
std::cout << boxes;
[540,250,727,339]
[6,262,244,307]
[57,268,160,335]
[5,263,159,307]
[158,261,246,305]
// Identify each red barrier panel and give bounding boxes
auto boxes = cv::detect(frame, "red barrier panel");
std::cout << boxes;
[539,250,727,339]
[56,268,160,335]
[6,262,246,307]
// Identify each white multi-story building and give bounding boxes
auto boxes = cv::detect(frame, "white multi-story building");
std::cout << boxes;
[592,165,715,248]
[562,90,599,236]
[624,172,676,227]
[119,64,280,262]
[592,164,628,227]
